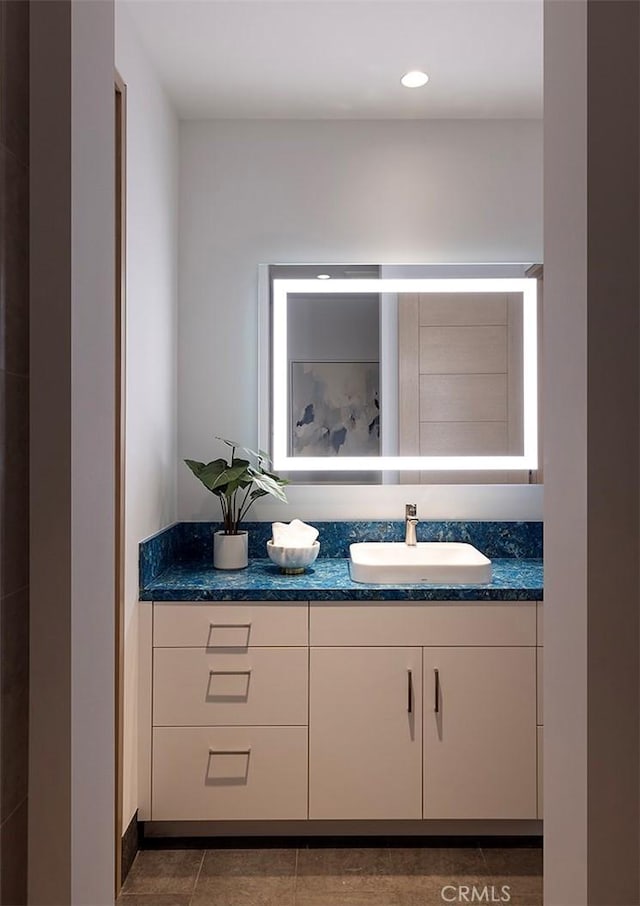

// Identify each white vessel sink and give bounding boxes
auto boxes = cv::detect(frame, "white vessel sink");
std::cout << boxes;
[349,542,492,585]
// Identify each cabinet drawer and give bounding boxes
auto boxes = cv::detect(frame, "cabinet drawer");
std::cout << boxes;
[153,601,308,648]
[310,602,536,647]
[152,726,308,821]
[153,647,308,727]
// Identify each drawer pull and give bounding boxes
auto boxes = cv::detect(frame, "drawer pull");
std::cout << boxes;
[209,622,252,629]
[407,669,413,714]
[208,747,251,756]
[208,669,252,676]
[208,622,252,646]
[434,668,440,713]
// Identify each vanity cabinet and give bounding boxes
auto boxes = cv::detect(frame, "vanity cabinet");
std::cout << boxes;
[149,601,309,822]
[423,647,537,819]
[143,598,540,826]
[308,601,538,822]
[309,646,423,819]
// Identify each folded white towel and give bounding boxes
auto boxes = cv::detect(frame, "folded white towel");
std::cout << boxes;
[271,518,319,548]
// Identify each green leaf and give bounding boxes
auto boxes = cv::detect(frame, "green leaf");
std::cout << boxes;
[195,459,228,491]
[224,477,247,496]
[262,468,290,487]
[250,470,288,503]
[216,436,242,457]
[242,446,270,465]
[216,436,272,467]
[208,463,250,492]
[184,459,206,478]
[185,459,228,492]
[188,440,287,522]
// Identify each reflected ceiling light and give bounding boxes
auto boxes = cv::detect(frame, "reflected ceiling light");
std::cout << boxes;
[316,274,331,280]
[401,70,429,88]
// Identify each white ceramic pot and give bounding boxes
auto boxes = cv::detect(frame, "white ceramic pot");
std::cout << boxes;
[213,531,249,570]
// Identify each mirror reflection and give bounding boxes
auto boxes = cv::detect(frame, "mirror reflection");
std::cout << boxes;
[264,265,540,484]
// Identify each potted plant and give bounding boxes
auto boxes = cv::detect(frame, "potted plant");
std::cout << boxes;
[185,437,288,569]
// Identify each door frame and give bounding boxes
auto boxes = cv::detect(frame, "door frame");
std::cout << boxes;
[114,68,127,895]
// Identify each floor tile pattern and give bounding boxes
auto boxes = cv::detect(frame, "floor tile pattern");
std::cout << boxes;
[118,845,542,906]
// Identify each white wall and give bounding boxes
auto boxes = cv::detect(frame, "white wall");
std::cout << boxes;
[178,119,543,521]
[116,4,179,834]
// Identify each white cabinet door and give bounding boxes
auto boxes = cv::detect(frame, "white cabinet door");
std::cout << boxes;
[424,646,537,819]
[309,647,422,819]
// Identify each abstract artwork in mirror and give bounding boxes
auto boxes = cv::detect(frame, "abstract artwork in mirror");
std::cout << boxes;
[291,361,380,457]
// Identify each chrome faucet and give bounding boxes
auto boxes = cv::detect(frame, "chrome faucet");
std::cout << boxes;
[405,503,419,546]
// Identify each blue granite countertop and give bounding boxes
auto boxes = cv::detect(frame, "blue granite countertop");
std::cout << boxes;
[140,556,543,602]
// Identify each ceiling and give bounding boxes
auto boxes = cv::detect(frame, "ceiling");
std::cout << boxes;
[122,0,542,120]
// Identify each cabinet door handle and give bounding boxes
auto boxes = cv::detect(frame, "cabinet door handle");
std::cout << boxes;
[434,668,440,713]
[208,669,252,676]
[209,747,251,756]
[407,669,413,714]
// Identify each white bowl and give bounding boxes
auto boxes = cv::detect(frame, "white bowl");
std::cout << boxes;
[266,540,320,574]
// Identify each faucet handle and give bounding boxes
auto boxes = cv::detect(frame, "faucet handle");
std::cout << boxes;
[405,503,417,518]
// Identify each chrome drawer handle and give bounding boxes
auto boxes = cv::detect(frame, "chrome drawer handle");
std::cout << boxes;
[208,747,251,756]
[208,669,252,676]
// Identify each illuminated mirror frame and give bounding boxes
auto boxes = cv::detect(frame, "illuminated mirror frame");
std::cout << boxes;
[271,277,538,472]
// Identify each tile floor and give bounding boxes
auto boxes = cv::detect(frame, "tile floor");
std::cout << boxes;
[118,844,543,906]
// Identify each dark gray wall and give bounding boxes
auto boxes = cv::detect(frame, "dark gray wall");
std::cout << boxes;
[0,1,29,904]
[544,0,640,903]
[585,2,639,901]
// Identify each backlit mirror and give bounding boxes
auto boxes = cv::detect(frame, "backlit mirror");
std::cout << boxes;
[261,265,539,482]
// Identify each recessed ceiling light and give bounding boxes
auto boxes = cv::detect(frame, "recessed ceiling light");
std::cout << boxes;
[317,274,331,280]
[401,70,429,89]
